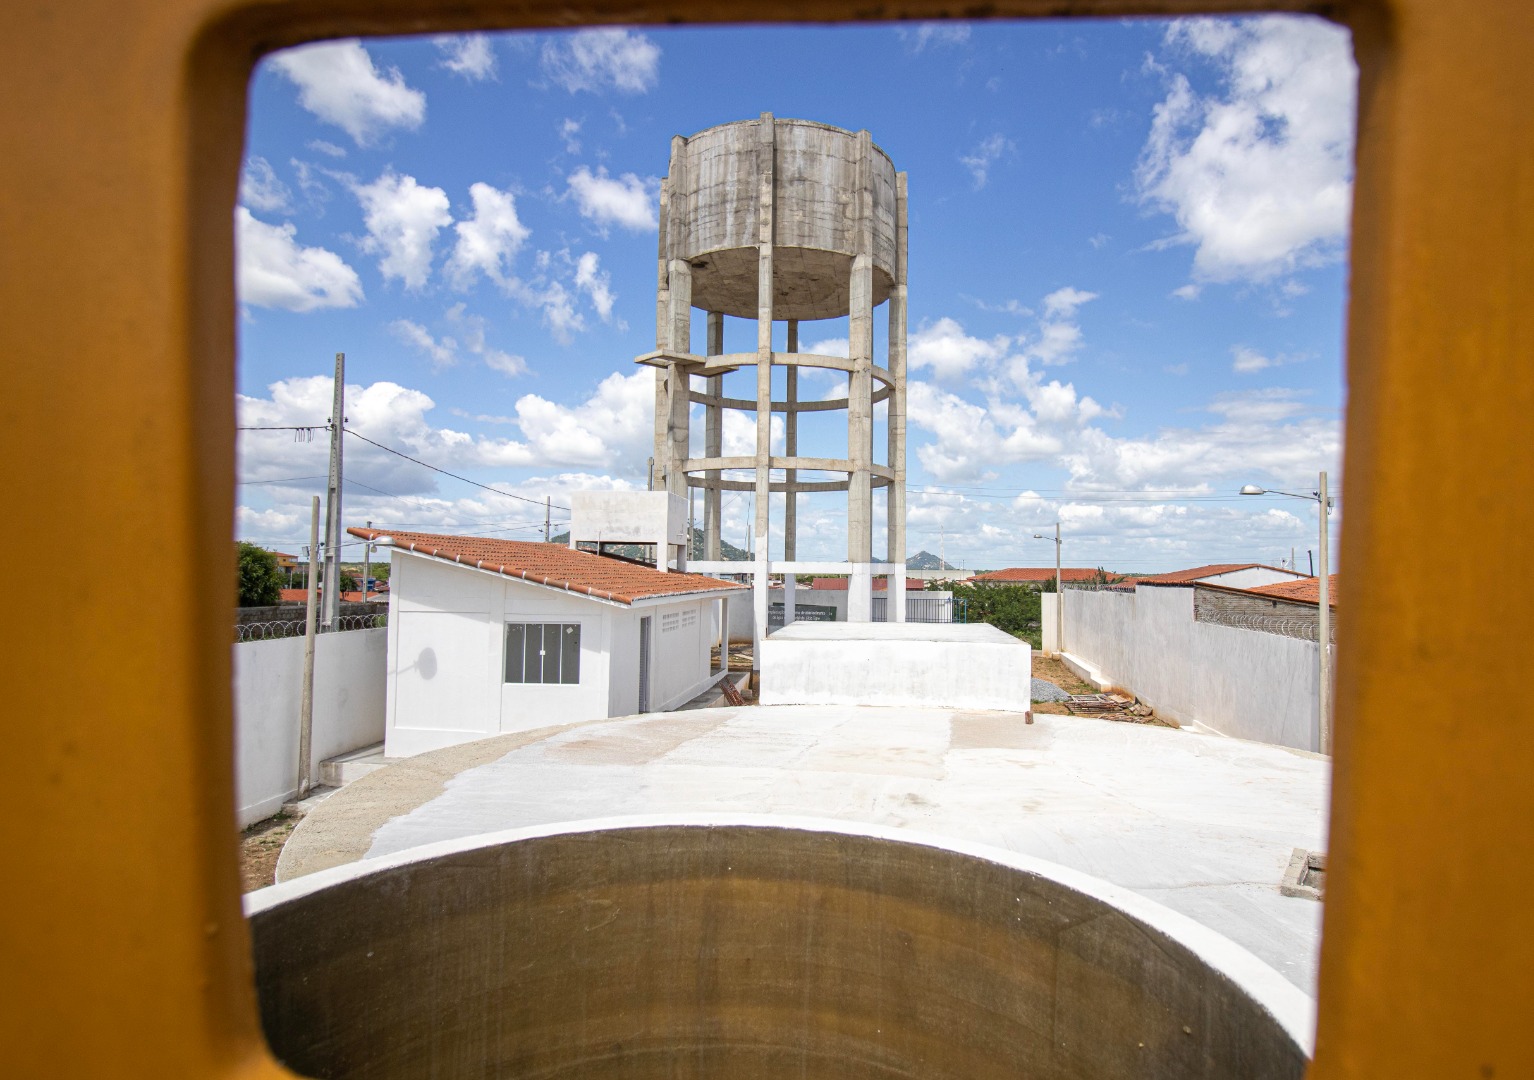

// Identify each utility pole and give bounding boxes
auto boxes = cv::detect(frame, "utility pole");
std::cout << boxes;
[322,351,345,629]
[297,496,320,801]
[1054,522,1063,654]
[1317,470,1332,755]
[544,497,551,543]
[361,519,372,602]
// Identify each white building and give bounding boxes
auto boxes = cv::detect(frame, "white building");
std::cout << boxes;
[350,528,745,759]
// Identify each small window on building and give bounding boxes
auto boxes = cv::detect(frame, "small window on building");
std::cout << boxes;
[504,622,581,685]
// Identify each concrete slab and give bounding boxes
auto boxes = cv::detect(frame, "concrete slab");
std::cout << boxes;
[278,705,1328,995]
[760,622,1032,712]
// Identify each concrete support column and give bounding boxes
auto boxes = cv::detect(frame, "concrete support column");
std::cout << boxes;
[663,260,692,506]
[752,112,776,660]
[785,319,798,562]
[847,130,875,624]
[704,311,723,561]
[653,140,681,494]
[888,172,909,622]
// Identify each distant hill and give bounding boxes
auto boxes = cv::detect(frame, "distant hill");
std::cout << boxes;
[907,549,959,570]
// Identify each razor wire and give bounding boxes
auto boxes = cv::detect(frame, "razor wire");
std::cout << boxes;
[234,613,387,643]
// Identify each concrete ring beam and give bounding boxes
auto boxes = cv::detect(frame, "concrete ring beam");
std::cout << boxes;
[249,817,1311,1080]
[685,476,892,493]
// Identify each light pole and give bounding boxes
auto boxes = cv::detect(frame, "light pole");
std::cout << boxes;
[1241,471,1333,754]
[1034,524,1062,656]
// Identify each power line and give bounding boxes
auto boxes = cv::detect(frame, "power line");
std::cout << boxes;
[238,474,328,486]
[342,429,571,512]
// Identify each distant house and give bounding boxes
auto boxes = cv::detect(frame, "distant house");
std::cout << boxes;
[966,567,1109,586]
[349,527,746,758]
[1128,563,1308,591]
[268,550,299,581]
[808,577,926,591]
[1246,575,1339,605]
[1191,575,1339,645]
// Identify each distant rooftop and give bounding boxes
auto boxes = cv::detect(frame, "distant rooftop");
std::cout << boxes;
[969,567,1108,583]
[349,527,746,606]
[1246,575,1339,605]
[1132,563,1293,585]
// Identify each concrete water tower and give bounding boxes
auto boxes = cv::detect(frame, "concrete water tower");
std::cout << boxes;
[636,114,909,642]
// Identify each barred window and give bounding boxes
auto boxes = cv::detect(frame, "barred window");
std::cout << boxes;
[504,622,581,684]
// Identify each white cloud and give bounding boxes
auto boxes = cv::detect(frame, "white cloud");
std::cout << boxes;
[540,30,660,94]
[270,40,426,147]
[900,23,973,52]
[1042,286,1099,319]
[445,182,529,290]
[559,118,582,154]
[1231,345,1305,373]
[1136,15,1357,282]
[307,139,347,158]
[389,319,457,370]
[435,35,497,80]
[512,370,655,467]
[573,252,615,320]
[907,381,1060,482]
[235,207,363,312]
[960,133,1013,190]
[444,304,527,377]
[567,166,659,231]
[1058,388,1336,491]
[354,171,452,290]
[240,157,292,214]
[1171,283,1202,300]
[721,409,785,457]
[910,317,1010,381]
[804,337,849,358]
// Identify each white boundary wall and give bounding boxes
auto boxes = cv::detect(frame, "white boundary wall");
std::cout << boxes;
[233,627,387,827]
[1043,588,1329,752]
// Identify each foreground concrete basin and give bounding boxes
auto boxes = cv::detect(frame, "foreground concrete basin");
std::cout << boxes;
[247,817,1310,1079]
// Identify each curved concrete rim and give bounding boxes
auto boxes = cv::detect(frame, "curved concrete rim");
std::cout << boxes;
[246,812,1316,1057]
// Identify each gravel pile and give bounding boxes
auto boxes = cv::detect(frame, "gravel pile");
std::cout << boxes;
[1031,678,1069,703]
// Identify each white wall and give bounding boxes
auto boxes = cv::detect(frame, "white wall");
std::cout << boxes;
[233,627,386,827]
[1043,588,1329,752]
[760,624,1032,713]
[1198,566,1307,589]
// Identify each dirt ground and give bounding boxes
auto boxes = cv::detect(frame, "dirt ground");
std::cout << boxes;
[240,812,298,892]
[1030,651,1172,726]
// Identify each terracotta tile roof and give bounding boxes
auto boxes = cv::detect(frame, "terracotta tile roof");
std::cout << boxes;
[278,589,380,604]
[1246,575,1339,605]
[968,567,1108,583]
[1133,563,1279,585]
[808,576,925,590]
[350,527,746,606]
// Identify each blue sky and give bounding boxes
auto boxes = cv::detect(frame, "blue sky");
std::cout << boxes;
[236,16,1354,573]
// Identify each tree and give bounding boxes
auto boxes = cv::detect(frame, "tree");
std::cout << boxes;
[237,543,283,607]
[337,569,359,592]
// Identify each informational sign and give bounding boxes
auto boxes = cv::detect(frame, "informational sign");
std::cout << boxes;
[767,603,837,628]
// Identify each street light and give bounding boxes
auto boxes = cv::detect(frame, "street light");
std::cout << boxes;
[1033,523,1062,656]
[1241,471,1334,754]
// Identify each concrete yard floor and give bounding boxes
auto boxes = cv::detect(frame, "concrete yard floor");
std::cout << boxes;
[277,706,1328,995]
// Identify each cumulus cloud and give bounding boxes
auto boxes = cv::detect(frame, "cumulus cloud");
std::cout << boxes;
[240,157,292,214]
[573,252,615,321]
[910,318,1010,382]
[389,319,457,370]
[235,207,363,312]
[269,40,426,146]
[907,381,1061,482]
[567,166,659,231]
[540,30,660,94]
[1136,15,1357,282]
[354,171,452,290]
[435,35,497,80]
[444,304,527,377]
[1042,287,1099,319]
[445,182,529,290]
[960,133,1013,190]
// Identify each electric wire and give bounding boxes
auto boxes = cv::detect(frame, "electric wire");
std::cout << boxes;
[343,429,571,512]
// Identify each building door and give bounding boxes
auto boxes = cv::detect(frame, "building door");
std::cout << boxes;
[638,615,652,713]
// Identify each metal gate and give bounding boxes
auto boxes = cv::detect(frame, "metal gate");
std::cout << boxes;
[638,615,652,713]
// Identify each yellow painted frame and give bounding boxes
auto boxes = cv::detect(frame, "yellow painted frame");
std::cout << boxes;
[1,0,1529,1076]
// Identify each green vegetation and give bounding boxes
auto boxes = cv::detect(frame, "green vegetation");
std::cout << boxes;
[236,543,283,607]
[942,580,1041,639]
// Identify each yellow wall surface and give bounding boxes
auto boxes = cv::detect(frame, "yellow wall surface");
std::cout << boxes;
[0,1,1529,1077]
